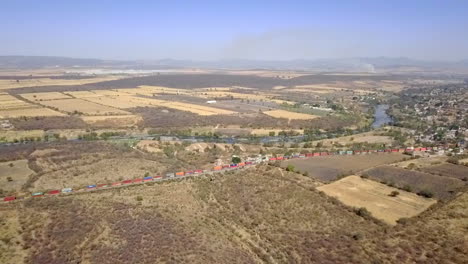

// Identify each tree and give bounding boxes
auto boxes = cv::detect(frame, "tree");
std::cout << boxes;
[232,156,241,164]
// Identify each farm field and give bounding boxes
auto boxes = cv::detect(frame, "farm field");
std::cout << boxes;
[19,92,72,101]
[0,76,122,90]
[263,109,318,120]
[81,94,236,115]
[281,153,406,182]
[80,115,142,127]
[316,131,394,147]
[64,90,104,98]
[0,160,34,193]
[421,163,468,181]
[37,98,131,115]
[363,166,466,200]
[0,94,65,118]
[317,175,436,225]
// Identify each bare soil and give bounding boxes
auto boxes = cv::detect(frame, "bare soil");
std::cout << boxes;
[281,153,406,182]
[363,165,466,200]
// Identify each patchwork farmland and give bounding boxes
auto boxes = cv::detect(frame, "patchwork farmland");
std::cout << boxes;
[281,153,406,182]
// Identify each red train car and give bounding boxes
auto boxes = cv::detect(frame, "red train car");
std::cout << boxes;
[48,190,60,195]
[3,196,16,202]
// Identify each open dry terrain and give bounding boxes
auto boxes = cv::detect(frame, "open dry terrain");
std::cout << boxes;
[317,175,436,225]
[1,164,467,264]
[0,160,34,194]
[281,153,406,182]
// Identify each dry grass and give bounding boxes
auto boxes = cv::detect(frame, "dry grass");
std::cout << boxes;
[0,94,64,118]
[250,128,304,135]
[317,131,394,146]
[263,109,318,120]
[80,115,142,127]
[0,130,45,141]
[0,107,65,118]
[317,175,436,225]
[197,90,294,104]
[37,98,130,115]
[0,160,34,193]
[0,210,27,264]
[31,157,164,190]
[64,91,104,98]
[0,76,122,90]
[19,92,72,101]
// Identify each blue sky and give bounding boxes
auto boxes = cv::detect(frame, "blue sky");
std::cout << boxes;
[1,0,467,60]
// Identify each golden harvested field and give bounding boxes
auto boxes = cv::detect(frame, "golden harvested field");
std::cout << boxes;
[84,95,235,115]
[317,175,436,225]
[90,89,130,96]
[0,107,65,118]
[64,91,104,98]
[263,109,318,120]
[125,86,192,96]
[37,98,131,115]
[0,94,65,118]
[83,95,144,108]
[19,92,72,101]
[197,91,294,105]
[0,76,122,90]
[0,160,34,193]
[0,94,33,110]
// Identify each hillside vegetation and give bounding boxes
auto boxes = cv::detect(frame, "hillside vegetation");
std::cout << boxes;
[1,165,467,264]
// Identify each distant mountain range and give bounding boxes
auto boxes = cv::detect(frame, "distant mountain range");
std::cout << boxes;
[1,55,468,72]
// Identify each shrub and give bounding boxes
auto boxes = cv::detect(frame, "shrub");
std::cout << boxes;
[286,164,295,172]
[136,196,143,201]
[360,173,369,179]
[389,191,399,197]
[402,185,412,192]
[6,176,13,182]
[355,207,371,218]
[447,157,459,165]
[417,190,434,198]
[231,156,241,164]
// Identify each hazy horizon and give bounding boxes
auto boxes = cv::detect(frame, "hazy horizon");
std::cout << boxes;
[2,0,468,61]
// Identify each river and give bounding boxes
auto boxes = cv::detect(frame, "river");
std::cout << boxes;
[371,104,392,128]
